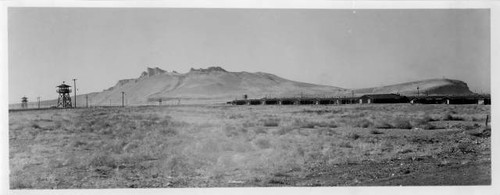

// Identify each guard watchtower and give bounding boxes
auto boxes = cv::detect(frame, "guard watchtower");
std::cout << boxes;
[21,96,28,109]
[56,82,72,108]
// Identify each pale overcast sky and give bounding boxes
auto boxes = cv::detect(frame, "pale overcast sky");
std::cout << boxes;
[8,8,490,103]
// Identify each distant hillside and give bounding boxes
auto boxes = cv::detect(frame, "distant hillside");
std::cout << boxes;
[9,67,477,108]
[78,67,349,105]
[354,79,473,95]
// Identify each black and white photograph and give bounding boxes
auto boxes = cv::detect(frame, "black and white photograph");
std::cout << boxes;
[1,1,498,194]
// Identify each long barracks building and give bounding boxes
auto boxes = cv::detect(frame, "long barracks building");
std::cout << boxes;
[228,94,491,106]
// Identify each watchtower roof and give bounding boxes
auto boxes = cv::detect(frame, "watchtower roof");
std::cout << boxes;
[57,84,71,88]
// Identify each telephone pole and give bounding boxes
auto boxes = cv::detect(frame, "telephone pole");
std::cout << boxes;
[121,92,125,107]
[73,79,77,108]
[351,91,355,104]
[86,95,88,108]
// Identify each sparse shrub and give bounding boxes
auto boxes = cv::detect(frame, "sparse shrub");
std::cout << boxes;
[364,136,381,143]
[122,142,139,152]
[370,129,384,134]
[353,118,373,128]
[157,119,170,126]
[441,113,454,121]
[469,127,491,138]
[310,120,338,128]
[438,160,450,167]
[165,155,193,176]
[441,113,464,121]
[89,153,117,168]
[254,138,271,149]
[326,114,337,119]
[301,122,315,128]
[10,177,34,189]
[411,118,436,130]
[102,140,127,154]
[391,118,412,129]
[242,121,257,128]
[224,125,241,137]
[346,133,360,140]
[262,118,280,127]
[159,126,178,136]
[70,140,87,148]
[421,115,437,122]
[321,128,338,136]
[457,142,476,154]
[274,126,294,135]
[381,142,393,152]
[93,119,112,134]
[449,123,480,131]
[472,117,481,122]
[229,114,244,119]
[254,127,267,134]
[451,115,465,121]
[299,109,333,115]
[339,142,353,148]
[53,120,64,130]
[410,137,439,144]
[293,118,315,128]
[399,149,413,154]
[420,123,436,130]
[100,129,113,135]
[326,121,338,128]
[31,123,41,129]
[374,120,392,129]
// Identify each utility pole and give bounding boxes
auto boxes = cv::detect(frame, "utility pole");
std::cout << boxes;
[73,79,77,108]
[86,95,88,108]
[351,91,355,104]
[121,92,125,107]
[417,86,420,96]
[37,97,40,109]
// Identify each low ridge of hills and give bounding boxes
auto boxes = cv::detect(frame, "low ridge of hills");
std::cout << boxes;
[83,67,349,105]
[10,66,476,107]
[354,79,473,96]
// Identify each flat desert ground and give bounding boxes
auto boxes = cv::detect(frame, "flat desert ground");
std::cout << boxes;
[9,104,490,188]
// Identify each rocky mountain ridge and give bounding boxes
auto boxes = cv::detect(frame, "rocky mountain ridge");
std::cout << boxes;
[11,66,477,107]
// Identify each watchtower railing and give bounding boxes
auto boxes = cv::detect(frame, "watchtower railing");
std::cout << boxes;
[57,88,72,93]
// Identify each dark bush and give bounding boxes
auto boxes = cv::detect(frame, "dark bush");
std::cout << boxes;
[374,120,391,129]
[347,133,360,140]
[262,118,280,127]
[391,118,412,129]
[353,119,373,128]
[339,142,353,148]
[370,129,384,135]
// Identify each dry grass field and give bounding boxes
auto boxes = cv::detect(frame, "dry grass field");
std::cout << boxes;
[9,104,491,188]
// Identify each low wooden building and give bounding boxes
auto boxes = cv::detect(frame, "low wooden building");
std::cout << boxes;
[409,96,448,104]
[446,96,485,105]
[359,94,409,104]
[410,95,491,105]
